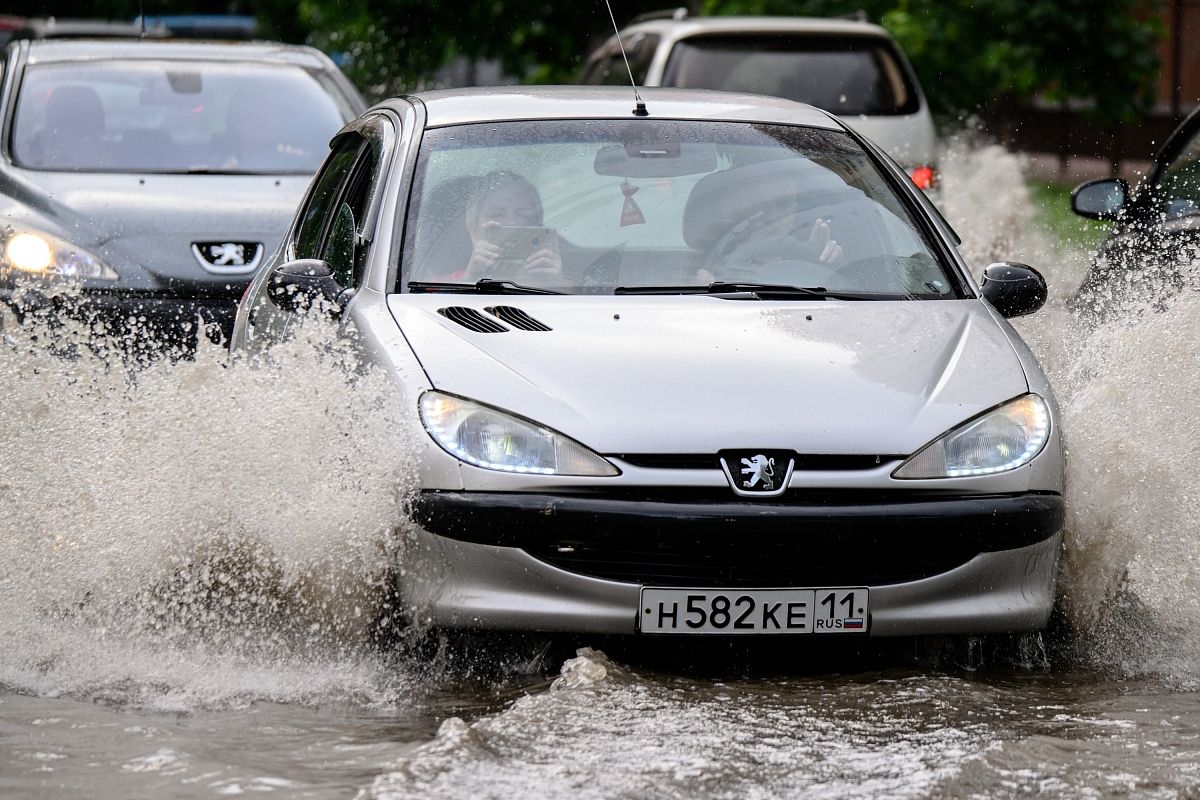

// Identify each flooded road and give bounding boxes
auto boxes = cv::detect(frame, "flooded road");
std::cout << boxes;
[5,141,1200,798]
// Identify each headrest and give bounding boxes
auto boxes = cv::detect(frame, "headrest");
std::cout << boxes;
[45,85,105,133]
[682,159,854,251]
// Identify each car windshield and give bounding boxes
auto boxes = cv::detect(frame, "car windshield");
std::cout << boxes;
[401,119,956,298]
[663,35,918,116]
[11,60,348,174]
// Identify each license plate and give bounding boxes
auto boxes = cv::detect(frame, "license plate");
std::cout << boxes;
[639,587,869,634]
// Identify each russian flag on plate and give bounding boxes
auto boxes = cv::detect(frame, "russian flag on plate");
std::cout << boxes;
[844,618,865,630]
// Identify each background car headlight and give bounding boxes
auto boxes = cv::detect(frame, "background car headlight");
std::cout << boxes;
[1,229,118,281]
[893,394,1050,479]
[419,391,619,476]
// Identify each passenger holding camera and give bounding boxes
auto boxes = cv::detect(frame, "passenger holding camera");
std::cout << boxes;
[464,171,563,282]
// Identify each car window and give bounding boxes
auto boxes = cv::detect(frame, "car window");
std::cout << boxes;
[326,143,383,287]
[662,35,919,116]
[580,33,660,86]
[400,119,955,298]
[11,60,348,173]
[1158,126,1200,220]
[294,136,365,261]
[294,128,385,287]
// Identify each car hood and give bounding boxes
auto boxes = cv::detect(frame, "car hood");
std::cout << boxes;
[0,168,310,290]
[388,296,1029,455]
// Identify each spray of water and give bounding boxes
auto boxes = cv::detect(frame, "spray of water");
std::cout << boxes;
[936,130,1200,684]
[0,307,420,709]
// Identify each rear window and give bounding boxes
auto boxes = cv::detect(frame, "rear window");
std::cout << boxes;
[11,60,351,174]
[662,34,920,116]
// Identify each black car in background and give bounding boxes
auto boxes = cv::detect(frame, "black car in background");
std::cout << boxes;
[1071,106,1200,316]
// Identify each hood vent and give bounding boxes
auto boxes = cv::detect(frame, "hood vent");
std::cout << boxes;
[437,306,509,333]
[486,305,552,331]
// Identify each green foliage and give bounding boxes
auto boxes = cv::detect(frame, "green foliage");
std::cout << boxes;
[294,0,648,101]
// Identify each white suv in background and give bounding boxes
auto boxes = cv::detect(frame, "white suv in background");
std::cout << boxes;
[581,11,938,188]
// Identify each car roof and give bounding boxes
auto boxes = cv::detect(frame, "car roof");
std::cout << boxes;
[620,15,894,39]
[9,17,169,40]
[394,86,843,130]
[22,37,332,68]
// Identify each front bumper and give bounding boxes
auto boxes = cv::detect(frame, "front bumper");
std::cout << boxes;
[402,491,1064,636]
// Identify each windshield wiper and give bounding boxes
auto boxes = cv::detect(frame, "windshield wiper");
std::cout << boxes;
[615,282,845,299]
[408,279,565,295]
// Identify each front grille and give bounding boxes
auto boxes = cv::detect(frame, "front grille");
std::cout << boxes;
[522,529,979,587]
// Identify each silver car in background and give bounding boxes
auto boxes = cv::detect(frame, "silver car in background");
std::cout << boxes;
[233,86,1062,639]
[0,38,364,346]
[582,12,939,188]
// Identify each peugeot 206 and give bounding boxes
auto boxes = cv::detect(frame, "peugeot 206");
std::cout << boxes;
[231,87,1064,639]
[0,38,364,348]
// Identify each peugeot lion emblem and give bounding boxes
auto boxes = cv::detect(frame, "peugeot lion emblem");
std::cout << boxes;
[191,241,264,275]
[719,450,795,498]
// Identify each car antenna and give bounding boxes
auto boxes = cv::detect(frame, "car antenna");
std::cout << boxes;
[603,0,649,116]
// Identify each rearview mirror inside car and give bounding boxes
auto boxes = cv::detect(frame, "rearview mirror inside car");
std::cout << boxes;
[980,262,1048,318]
[594,142,717,178]
[1071,178,1128,220]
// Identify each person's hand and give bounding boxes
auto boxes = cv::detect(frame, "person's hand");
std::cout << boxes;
[517,247,563,282]
[809,218,844,265]
[465,222,502,279]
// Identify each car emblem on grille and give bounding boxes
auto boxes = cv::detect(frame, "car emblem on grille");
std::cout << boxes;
[719,450,795,498]
[191,241,264,275]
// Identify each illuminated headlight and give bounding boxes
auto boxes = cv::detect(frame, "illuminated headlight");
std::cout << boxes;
[893,394,1050,479]
[419,391,619,477]
[1,230,118,281]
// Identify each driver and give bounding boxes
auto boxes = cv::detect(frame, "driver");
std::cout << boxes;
[682,160,848,284]
[698,212,844,284]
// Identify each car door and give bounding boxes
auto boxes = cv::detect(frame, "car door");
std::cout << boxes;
[243,118,389,349]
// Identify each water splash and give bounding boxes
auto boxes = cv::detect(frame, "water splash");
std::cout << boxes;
[0,311,419,709]
[936,132,1200,685]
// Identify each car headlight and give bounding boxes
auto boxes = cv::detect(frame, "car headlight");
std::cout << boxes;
[1,229,118,281]
[419,391,619,477]
[893,394,1050,479]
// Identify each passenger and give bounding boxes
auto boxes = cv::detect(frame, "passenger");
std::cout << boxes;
[461,171,563,282]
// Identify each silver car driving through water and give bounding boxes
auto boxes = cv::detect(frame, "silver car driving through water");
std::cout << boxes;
[232,86,1064,639]
[0,38,364,346]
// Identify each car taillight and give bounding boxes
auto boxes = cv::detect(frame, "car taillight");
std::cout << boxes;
[910,166,936,190]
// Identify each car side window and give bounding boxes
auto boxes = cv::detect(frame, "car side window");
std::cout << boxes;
[1158,127,1200,220]
[323,140,383,287]
[294,134,365,260]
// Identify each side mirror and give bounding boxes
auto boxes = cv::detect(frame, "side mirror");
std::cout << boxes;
[980,262,1047,318]
[267,259,348,317]
[1071,178,1128,220]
